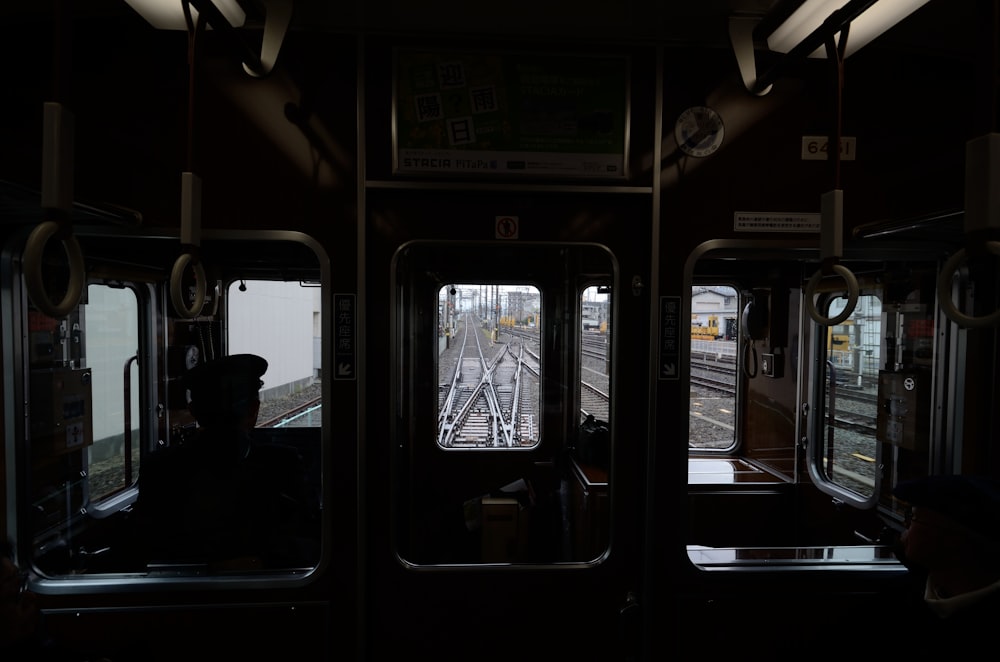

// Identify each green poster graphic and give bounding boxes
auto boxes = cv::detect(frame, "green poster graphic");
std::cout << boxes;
[394,50,629,177]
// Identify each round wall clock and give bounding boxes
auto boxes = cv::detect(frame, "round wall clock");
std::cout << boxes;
[675,106,725,157]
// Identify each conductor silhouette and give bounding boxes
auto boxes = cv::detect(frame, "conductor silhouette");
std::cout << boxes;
[137,354,318,570]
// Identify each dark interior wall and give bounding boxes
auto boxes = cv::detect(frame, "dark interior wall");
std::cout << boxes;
[1,12,359,237]
[2,10,978,237]
[657,42,976,249]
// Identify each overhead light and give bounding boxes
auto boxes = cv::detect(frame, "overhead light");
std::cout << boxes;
[123,0,246,31]
[764,0,931,58]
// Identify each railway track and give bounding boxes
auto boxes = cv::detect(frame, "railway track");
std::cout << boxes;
[258,395,322,428]
[581,332,609,363]
[438,315,541,447]
[439,320,611,445]
[581,380,609,421]
[580,331,610,422]
[690,353,881,494]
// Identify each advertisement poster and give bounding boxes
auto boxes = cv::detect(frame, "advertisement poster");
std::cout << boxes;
[394,49,629,178]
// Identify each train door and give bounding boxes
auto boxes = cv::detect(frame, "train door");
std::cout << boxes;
[362,190,651,660]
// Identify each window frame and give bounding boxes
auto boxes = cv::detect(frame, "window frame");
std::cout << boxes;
[434,282,544,451]
[3,227,330,591]
[688,282,741,454]
[82,279,155,519]
[805,288,884,510]
[390,239,618,566]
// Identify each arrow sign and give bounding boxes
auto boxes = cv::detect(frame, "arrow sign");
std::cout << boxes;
[658,296,681,381]
[334,293,357,381]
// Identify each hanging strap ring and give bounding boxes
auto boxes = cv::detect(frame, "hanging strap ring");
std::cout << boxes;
[170,248,206,319]
[23,220,85,318]
[937,240,1000,328]
[804,263,859,326]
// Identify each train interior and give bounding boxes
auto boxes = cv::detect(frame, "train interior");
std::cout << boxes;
[1,217,327,575]
[1,0,998,659]
[392,239,618,564]
[687,238,952,551]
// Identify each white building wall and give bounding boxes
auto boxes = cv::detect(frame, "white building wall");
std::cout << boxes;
[691,289,737,326]
[84,285,140,443]
[313,288,322,375]
[226,281,318,398]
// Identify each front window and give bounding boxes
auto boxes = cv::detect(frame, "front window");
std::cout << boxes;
[579,285,610,425]
[437,284,541,449]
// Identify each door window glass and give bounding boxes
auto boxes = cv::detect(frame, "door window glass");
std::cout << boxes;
[437,284,541,449]
[818,294,882,499]
[85,284,141,503]
[689,285,738,451]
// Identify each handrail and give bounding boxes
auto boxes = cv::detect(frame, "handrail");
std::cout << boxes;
[169,248,207,319]
[742,340,758,379]
[123,355,138,485]
[169,15,208,320]
[25,102,85,319]
[803,38,858,326]
[741,299,758,379]
[825,359,837,481]
[730,0,881,96]
[803,190,859,326]
[185,0,292,78]
[937,240,1000,328]
[937,133,1000,328]
[804,263,859,326]
[23,219,85,319]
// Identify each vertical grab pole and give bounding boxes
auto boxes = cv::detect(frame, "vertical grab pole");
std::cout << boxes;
[937,133,1000,328]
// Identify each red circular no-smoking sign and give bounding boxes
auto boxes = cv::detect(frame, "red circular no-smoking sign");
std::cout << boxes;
[496,216,518,239]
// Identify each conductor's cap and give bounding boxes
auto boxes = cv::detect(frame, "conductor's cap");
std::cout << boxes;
[184,353,267,403]
[894,474,1000,542]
